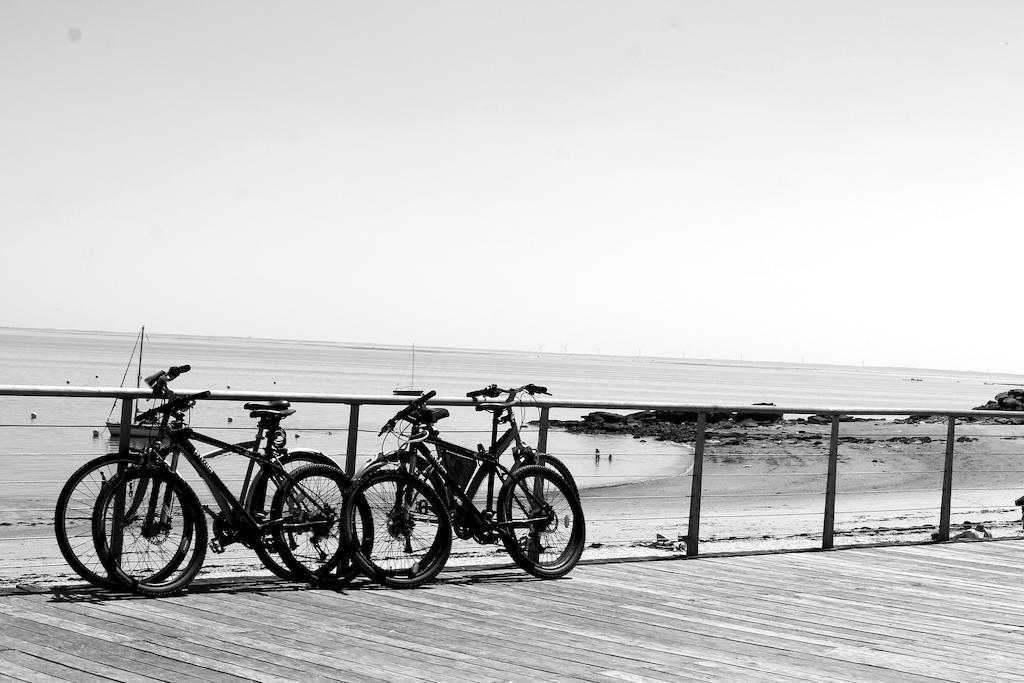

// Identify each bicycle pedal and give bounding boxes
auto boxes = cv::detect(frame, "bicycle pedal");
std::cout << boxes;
[209,539,225,554]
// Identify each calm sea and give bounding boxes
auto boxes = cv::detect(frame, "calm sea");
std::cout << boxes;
[1,327,1021,490]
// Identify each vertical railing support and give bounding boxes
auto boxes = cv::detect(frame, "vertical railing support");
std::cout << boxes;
[110,397,134,571]
[117,397,134,456]
[345,403,360,477]
[537,407,550,454]
[686,412,706,557]
[938,415,956,541]
[822,415,840,549]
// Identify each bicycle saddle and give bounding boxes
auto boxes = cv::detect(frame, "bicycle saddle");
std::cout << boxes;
[418,408,449,424]
[244,400,291,411]
[249,408,296,419]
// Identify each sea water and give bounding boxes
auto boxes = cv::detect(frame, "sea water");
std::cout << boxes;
[1,327,1021,492]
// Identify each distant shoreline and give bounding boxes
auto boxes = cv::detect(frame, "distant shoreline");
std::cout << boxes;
[4,325,1024,380]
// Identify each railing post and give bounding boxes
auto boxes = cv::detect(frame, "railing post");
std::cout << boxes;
[686,412,706,557]
[117,397,134,456]
[537,407,550,453]
[938,415,956,541]
[109,397,134,570]
[822,415,840,549]
[345,403,360,477]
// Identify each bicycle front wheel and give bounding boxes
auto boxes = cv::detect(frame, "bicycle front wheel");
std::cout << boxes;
[343,470,451,589]
[93,467,207,596]
[498,464,585,579]
[54,452,141,588]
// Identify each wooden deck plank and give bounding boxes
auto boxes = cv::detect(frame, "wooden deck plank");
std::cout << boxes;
[0,634,152,683]
[268,585,642,681]
[490,579,927,683]
[200,591,533,683]
[2,541,1022,682]
[568,566,1024,659]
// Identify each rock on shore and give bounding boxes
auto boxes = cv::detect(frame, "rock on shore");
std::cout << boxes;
[545,404,786,443]
[548,387,1024,442]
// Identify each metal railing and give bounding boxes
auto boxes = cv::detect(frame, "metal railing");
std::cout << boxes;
[2,384,1023,563]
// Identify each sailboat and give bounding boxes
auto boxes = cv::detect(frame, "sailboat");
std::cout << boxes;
[105,326,160,438]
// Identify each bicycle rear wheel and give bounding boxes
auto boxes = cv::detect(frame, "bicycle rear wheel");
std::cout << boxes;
[54,452,141,588]
[270,464,366,587]
[249,451,340,581]
[93,466,207,596]
[512,452,578,495]
[498,464,585,579]
[343,470,451,589]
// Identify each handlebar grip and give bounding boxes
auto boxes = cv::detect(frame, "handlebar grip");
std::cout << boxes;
[144,370,165,388]
[467,384,498,399]
[167,364,191,380]
[420,390,437,403]
[529,385,548,395]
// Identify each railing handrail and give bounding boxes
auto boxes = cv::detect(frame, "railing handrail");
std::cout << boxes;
[0,384,1019,418]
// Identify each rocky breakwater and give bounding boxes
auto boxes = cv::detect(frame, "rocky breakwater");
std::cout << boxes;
[967,388,1024,423]
[975,388,1024,412]
[545,403,783,444]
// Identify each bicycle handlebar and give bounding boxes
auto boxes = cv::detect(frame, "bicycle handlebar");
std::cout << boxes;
[134,390,212,424]
[378,390,437,435]
[468,383,550,410]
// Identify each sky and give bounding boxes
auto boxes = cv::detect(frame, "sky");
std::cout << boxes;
[2,1,1023,374]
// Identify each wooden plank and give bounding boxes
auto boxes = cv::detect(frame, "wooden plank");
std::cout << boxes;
[0,619,181,683]
[197,592,498,682]
[0,634,153,683]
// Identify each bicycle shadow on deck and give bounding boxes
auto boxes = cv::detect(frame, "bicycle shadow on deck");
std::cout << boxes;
[38,566,559,604]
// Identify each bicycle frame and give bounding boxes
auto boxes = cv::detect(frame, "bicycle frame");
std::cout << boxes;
[114,425,307,558]
[158,429,271,531]
[399,434,549,539]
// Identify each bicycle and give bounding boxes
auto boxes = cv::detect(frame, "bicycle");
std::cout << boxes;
[89,365,371,595]
[340,390,585,588]
[55,383,337,589]
[359,383,577,502]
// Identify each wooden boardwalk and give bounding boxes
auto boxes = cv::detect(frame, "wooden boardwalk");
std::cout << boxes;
[0,541,1022,682]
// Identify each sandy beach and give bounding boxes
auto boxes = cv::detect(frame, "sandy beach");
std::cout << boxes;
[581,419,1024,555]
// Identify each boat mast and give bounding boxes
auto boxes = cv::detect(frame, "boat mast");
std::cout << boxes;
[137,325,144,389]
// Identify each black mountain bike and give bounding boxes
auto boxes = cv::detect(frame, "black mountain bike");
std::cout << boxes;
[359,383,577,504]
[55,377,336,589]
[340,390,585,588]
[90,365,371,595]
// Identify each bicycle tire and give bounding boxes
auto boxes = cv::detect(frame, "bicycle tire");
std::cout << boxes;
[270,464,365,586]
[343,470,451,589]
[498,464,585,579]
[93,466,207,596]
[54,452,142,588]
[360,449,453,511]
[248,451,340,580]
[512,452,578,495]
[247,450,339,514]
